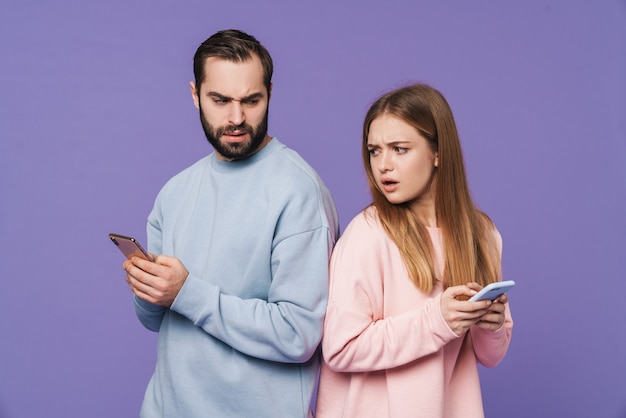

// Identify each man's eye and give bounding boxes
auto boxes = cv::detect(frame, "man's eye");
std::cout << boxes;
[242,99,259,106]
[213,98,228,105]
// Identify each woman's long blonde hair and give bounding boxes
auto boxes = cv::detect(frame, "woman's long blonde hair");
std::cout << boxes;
[362,84,500,292]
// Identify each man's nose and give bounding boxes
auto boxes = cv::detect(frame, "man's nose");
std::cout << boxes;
[228,101,245,126]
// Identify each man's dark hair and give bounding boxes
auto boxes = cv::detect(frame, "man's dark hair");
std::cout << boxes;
[193,29,273,95]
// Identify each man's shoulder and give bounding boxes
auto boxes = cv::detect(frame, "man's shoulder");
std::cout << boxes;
[157,155,211,195]
[266,141,326,189]
[264,139,338,234]
[178,154,212,174]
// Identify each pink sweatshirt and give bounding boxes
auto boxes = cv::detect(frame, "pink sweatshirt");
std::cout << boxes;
[316,207,513,418]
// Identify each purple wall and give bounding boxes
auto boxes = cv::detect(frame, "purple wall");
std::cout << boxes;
[1,1,625,417]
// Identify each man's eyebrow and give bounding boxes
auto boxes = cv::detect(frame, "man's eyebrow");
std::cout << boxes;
[240,92,265,101]
[207,91,265,102]
[207,92,232,101]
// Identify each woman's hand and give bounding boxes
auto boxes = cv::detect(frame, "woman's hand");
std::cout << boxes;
[466,282,508,331]
[440,285,492,336]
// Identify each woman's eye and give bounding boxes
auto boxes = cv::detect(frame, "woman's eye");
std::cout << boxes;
[395,147,408,154]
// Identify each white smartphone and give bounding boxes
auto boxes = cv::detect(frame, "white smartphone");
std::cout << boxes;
[469,280,515,302]
[109,233,153,261]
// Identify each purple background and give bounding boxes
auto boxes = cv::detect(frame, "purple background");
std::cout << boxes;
[1,1,625,417]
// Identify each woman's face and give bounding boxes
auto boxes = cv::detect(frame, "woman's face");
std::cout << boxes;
[367,114,438,211]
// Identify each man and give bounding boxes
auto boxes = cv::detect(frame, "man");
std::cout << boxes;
[123,29,339,417]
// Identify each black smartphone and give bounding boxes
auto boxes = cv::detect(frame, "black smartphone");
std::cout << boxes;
[109,233,153,261]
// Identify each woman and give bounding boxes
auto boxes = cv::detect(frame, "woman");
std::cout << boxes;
[316,84,513,418]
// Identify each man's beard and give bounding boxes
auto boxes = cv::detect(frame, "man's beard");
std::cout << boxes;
[199,105,269,161]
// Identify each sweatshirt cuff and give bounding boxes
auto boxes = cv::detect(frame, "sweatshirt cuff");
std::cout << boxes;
[170,274,220,323]
[470,322,507,339]
[430,293,462,341]
[134,295,165,313]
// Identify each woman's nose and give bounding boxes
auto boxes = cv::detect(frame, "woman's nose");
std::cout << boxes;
[378,152,392,172]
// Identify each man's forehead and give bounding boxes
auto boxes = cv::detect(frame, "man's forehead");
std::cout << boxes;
[201,56,266,96]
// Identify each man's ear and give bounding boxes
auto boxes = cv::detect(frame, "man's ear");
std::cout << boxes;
[190,81,200,109]
[268,82,273,100]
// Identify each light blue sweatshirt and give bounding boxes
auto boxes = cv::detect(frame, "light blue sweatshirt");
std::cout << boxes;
[134,138,339,417]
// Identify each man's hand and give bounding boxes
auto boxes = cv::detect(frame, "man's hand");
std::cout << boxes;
[123,254,189,307]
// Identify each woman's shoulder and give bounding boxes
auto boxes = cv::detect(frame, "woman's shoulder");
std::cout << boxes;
[331,206,394,268]
[337,206,388,244]
[344,206,382,231]
[478,212,503,253]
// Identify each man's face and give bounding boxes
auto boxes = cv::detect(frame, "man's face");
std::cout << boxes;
[191,56,271,161]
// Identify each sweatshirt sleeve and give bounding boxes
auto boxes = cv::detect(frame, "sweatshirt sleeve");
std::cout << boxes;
[470,226,513,367]
[172,226,334,363]
[322,213,459,372]
[470,303,513,367]
[131,202,167,332]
